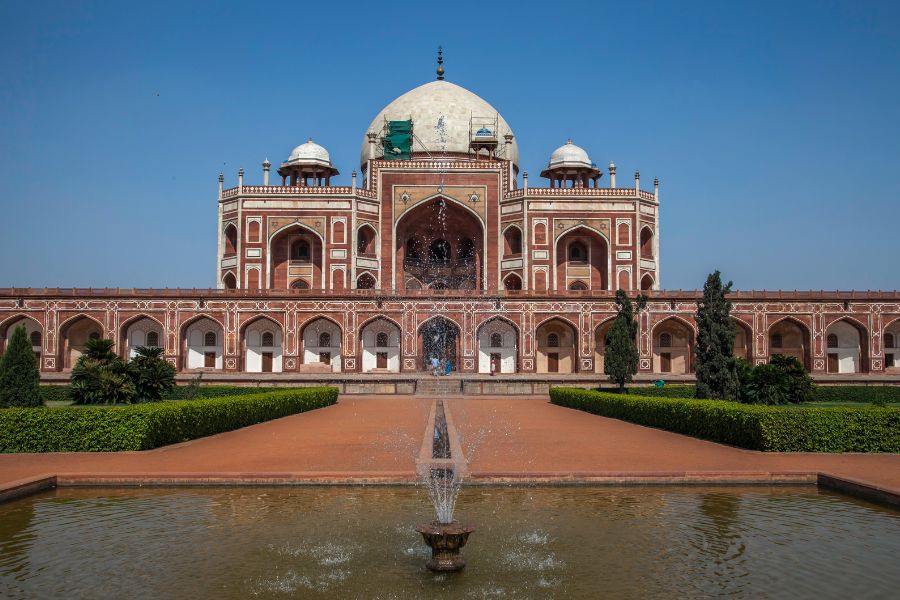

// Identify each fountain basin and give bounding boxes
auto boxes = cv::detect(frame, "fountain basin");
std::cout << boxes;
[415,520,475,571]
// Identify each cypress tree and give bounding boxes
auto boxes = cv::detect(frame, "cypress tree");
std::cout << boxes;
[604,289,648,392]
[694,271,740,400]
[0,325,41,407]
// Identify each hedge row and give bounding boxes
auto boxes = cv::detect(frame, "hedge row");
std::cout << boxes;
[620,384,900,404]
[1,387,338,452]
[550,388,900,452]
[38,384,289,404]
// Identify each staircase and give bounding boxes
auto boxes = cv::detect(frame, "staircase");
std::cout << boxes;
[417,377,463,395]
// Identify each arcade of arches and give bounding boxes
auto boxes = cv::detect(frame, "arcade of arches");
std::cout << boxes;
[1,294,896,377]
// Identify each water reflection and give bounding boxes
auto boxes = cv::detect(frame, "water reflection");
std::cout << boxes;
[0,486,897,599]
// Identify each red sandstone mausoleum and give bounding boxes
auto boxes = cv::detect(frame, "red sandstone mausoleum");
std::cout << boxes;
[2,60,898,384]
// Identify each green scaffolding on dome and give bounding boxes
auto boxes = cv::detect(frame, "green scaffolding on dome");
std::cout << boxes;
[383,120,412,160]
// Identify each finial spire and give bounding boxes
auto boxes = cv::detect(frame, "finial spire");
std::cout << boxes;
[436,46,444,80]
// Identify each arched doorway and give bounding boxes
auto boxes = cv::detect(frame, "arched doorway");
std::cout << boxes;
[503,225,522,257]
[555,227,608,291]
[884,320,900,371]
[477,318,517,373]
[357,224,377,256]
[360,318,400,372]
[123,317,164,359]
[243,317,283,373]
[60,316,103,369]
[536,318,577,373]
[640,274,654,291]
[396,197,484,290]
[419,317,460,371]
[640,227,654,259]
[269,224,323,289]
[768,318,811,370]
[653,318,694,374]
[503,272,522,291]
[183,317,224,370]
[302,318,342,372]
[594,319,615,374]
[1,316,43,363]
[824,319,867,373]
[733,319,752,361]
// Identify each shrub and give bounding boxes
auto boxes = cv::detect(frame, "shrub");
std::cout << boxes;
[813,386,900,404]
[550,387,900,452]
[70,339,136,405]
[39,385,72,403]
[0,387,338,452]
[128,346,176,401]
[0,325,41,407]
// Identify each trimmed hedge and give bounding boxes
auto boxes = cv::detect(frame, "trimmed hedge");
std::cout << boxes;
[621,384,900,404]
[550,387,900,452]
[37,384,289,404]
[1,387,338,452]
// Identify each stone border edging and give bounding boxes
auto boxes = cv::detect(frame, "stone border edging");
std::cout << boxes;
[2,471,899,510]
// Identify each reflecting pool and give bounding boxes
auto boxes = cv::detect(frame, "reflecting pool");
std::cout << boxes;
[1,485,898,599]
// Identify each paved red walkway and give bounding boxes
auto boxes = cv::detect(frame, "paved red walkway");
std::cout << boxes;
[1,396,899,497]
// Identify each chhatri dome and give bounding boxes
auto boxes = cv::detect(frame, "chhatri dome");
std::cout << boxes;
[360,50,518,170]
[540,139,602,187]
[285,138,334,168]
[278,138,339,186]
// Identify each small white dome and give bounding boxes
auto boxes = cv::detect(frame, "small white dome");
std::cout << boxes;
[547,139,593,170]
[285,138,333,167]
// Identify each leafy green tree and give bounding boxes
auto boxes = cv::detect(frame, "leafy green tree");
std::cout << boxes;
[70,338,136,405]
[128,346,175,401]
[604,289,648,392]
[0,325,41,407]
[694,271,741,400]
[769,354,815,403]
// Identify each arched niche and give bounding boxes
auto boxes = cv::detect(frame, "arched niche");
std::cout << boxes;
[243,317,283,373]
[301,317,342,372]
[59,315,103,369]
[269,224,323,289]
[767,318,811,371]
[653,318,694,375]
[360,318,401,373]
[477,318,517,373]
[183,317,224,370]
[535,318,577,374]
[396,198,484,291]
[555,227,608,291]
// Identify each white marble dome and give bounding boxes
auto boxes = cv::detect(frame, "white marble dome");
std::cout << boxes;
[546,139,593,170]
[285,138,333,167]
[360,80,518,169]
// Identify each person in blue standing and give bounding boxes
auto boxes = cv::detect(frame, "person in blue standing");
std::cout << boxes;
[430,355,439,376]
[444,358,452,376]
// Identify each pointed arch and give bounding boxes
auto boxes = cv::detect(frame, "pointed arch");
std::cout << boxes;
[640,226,654,259]
[1,314,44,361]
[731,318,752,361]
[503,272,522,291]
[222,271,236,289]
[224,223,238,255]
[359,315,402,372]
[593,315,618,374]
[300,316,342,372]
[356,223,378,256]
[535,317,578,373]
[268,222,324,289]
[477,316,519,373]
[824,317,868,373]
[119,313,166,359]
[418,315,461,371]
[554,224,610,292]
[640,273,654,291]
[883,317,900,370]
[502,223,523,257]
[58,314,105,369]
[652,316,695,374]
[766,316,811,371]
[182,315,225,370]
[356,272,377,289]
[241,315,284,373]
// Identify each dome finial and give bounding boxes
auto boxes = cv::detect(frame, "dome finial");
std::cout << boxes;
[436,45,444,81]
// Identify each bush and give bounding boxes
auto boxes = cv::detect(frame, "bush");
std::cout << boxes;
[814,386,900,404]
[39,386,72,403]
[0,325,41,407]
[0,387,338,452]
[550,387,900,452]
[70,339,135,405]
[128,347,175,401]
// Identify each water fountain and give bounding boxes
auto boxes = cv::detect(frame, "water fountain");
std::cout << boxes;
[415,400,474,572]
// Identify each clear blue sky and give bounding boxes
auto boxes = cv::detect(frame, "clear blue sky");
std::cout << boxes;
[1,0,898,290]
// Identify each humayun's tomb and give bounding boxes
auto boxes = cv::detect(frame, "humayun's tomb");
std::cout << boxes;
[2,58,899,392]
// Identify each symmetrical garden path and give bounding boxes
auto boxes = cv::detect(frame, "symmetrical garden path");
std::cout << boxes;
[1,396,899,501]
